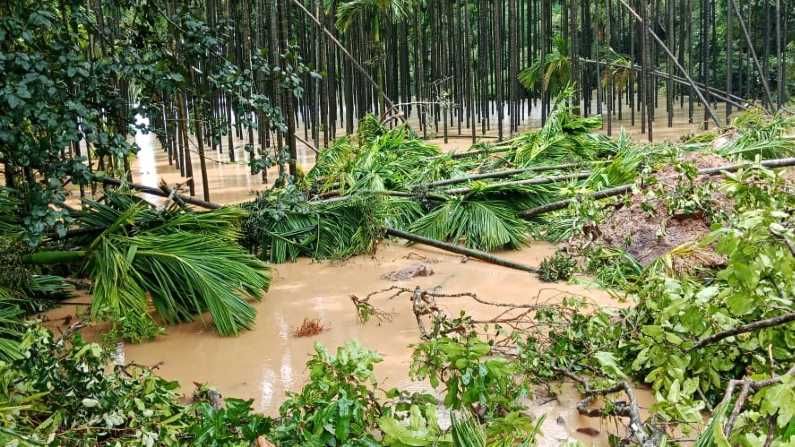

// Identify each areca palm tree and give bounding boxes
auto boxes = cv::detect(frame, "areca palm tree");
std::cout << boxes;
[335,0,413,115]
[518,36,571,98]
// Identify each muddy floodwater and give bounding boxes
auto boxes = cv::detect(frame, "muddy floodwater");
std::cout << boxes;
[48,241,651,445]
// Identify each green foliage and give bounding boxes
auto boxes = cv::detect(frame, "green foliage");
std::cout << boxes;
[270,339,543,447]
[0,189,73,359]
[271,341,384,446]
[336,0,412,38]
[23,191,270,340]
[242,186,387,263]
[188,397,273,446]
[378,399,449,446]
[86,200,269,339]
[450,410,542,447]
[308,126,443,194]
[0,0,305,245]
[356,114,387,145]
[0,326,272,446]
[718,109,795,160]
[410,196,529,251]
[451,411,487,447]
[584,246,644,289]
[538,251,577,282]
[306,137,358,192]
[410,334,521,416]
[518,36,571,96]
[625,194,795,425]
[511,86,603,166]
[515,299,622,382]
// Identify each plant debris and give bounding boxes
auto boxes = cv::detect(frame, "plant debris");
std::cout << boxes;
[381,263,435,281]
[292,318,327,337]
[596,152,732,268]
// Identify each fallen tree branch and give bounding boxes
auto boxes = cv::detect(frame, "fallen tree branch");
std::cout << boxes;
[554,368,660,447]
[521,157,795,218]
[718,364,795,436]
[311,190,448,205]
[691,312,795,350]
[448,146,513,160]
[422,162,602,189]
[352,285,579,343]
[385,227,538,273]
[442,171,594,195]
[94,175,221,209]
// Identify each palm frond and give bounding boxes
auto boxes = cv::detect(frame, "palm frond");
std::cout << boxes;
[0,189,23,237]
[86,236,158,341]
[384,197,426,232]
[128,233,269,335]
[242,191,387,263]
[0,292,23,362]
[306,136,358,192]
[450,411,486,447]
[717,137,795,160]
[518,36,570,95]
[65,192,272,339]
[513,86,602,166]
[410,196,529,252]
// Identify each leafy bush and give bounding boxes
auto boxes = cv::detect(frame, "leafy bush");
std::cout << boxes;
[0,327,272,446]
[538,251,577,282]
[411,335,522,417]
[271,341,384,446]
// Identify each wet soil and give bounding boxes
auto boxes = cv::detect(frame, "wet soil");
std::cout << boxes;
[598,152,731,268]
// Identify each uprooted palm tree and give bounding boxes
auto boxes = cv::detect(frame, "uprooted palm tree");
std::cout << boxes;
[12,189,270,341]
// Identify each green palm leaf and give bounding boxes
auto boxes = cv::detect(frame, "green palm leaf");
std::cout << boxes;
[411,196,529,252]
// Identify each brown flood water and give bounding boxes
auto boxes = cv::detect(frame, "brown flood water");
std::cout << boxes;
[50,105,717,444]
[46,241,653,445]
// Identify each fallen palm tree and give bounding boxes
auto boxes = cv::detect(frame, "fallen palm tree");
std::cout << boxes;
[520,157,795,219]
[14,190,270,340]
[421,160,606,188]
[384,228,538,274]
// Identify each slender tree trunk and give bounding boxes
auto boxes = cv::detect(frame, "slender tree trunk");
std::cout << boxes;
[494,0,504,141]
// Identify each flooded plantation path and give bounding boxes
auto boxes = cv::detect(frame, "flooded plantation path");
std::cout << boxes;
[127,97,726,205]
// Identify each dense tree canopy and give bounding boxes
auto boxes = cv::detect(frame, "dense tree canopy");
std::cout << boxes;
[0,0,306,245]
